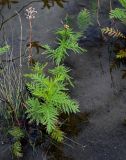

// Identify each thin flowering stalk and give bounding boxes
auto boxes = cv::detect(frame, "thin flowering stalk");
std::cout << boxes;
[25,7,37,64]
[29,17,32,64]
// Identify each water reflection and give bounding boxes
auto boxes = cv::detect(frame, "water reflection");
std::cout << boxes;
[62,112,90,137]
[46,112,90,160]
[48,145,74,160]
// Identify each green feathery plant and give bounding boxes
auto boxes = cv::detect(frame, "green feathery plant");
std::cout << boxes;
[44,25,86,65]
[116,49,126,58]
[8,127,25,158]
[30,15,91,142]
[0,45,10,55]
[109,0,126,23]
[9,127,24,141]
[25,63,79,142]
[89,0,97,17]
[77,9,92,31]
[43,9,91,65]
[11,141,23,158]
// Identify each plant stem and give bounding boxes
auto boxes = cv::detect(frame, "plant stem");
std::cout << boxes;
[28,19,32,64]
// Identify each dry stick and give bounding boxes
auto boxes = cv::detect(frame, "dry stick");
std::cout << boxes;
[110,0,114,25]
[1,14,24,117]
[109,0,117,90]
[15,11,23,98]
[15,11,23,67]
[97,0,101,26]
[64,136,86,150]
[110,0,112,11]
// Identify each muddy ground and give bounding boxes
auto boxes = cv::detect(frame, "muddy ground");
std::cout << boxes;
[0,0,126,160]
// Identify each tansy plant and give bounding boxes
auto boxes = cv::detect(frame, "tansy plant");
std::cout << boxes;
[44,8,92,65]
[25,8,91,142]
[25,63,79,142]
[44,24,86,65]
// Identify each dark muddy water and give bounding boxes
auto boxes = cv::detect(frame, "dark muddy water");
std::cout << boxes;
[0,0,126,160]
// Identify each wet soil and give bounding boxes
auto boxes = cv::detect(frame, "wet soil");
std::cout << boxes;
[0,0,126,160]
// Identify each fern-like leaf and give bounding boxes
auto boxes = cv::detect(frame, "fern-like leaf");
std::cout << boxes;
[102,27,126,39]
[26,98,59,133]
[50,92,79,114]
[110,8,126,21]
[40,104,58,133]
[116,49,126,59]
[51,127,64,142]
[44,27,85,65]
[49,65,73,86]
[119,0,126,9]
[0,45,10,55]
[77,9,92,31]
[12,141,23,158]
[26,98,43,125]
[9,127,24,141]
[25,63,80,141]
[109,0,126,23]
